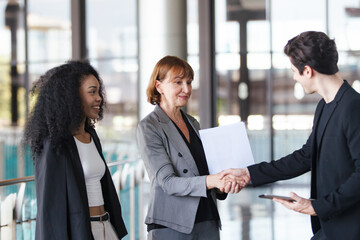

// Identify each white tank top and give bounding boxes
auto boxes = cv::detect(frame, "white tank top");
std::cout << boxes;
[74,137,105,207]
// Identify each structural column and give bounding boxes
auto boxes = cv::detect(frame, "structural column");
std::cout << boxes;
[198,0,216,128]
[5,0,20,126]
[138,0,187,120]
[71,0,87,60]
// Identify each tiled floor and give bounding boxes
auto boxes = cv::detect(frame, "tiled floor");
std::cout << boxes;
[218,185,313,240]
[0,182,313,240]
[142,181,314,240]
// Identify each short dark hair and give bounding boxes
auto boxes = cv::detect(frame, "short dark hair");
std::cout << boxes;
[147,55,194,105]
[24,60,106,156]
[284,31,339,75]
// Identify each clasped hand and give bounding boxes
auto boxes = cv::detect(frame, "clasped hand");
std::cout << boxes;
[206,168,251,194]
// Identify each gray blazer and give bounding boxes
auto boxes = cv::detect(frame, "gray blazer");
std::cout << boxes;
[137,105,222,234]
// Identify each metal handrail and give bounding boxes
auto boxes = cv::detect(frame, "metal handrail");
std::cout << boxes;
[0,176,34,187]
[0,159,144,235]
[0,218,37,228]
[0,159,138,187]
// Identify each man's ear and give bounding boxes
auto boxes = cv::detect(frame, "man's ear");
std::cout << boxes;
[303,65,313,78]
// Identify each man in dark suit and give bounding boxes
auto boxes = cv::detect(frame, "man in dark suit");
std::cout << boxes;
[221,31,360,240]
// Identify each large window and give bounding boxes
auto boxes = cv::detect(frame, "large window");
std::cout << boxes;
[0,0,72,183]
[86,0,138,143]
[215,0,360,164]
[0,0,139,180]
[213,0,360,239]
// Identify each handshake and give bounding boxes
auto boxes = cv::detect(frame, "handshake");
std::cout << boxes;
[206,168,251,194]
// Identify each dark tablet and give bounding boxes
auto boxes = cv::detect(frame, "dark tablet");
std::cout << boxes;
[259,194,295,202]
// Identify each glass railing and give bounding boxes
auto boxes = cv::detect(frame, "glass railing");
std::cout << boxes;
[0,159,147,240]
[1,127,312,240]
[0,130,147,240]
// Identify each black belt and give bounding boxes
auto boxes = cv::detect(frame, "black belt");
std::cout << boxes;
[90,212,109,222]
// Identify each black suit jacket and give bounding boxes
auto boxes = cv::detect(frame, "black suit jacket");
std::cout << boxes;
[35,127,127,239]
[248,81,360,240]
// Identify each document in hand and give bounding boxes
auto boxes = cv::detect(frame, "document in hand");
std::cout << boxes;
[199,122,255,174]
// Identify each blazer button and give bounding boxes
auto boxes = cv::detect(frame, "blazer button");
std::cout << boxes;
[183,169,188,174]
[178,152,183,157]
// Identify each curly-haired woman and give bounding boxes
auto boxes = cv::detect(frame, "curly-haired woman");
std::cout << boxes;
[24,61,127,240]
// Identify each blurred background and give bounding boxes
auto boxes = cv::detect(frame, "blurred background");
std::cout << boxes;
[0,0,360,239]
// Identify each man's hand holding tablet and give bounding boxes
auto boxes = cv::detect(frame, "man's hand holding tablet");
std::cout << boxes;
[259,194,295,202]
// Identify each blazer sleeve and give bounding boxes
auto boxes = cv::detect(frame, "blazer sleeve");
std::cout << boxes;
[137,119,207,197]
[312,98,360,221]
[35,140,68,240]
[248,132,313,186]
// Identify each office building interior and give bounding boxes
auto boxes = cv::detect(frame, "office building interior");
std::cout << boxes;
[1,0,360,239]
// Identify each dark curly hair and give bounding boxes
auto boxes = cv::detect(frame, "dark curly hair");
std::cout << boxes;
[24,60,106,156]
[284,31,339,75]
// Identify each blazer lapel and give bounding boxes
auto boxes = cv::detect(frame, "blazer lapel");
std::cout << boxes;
[184,114,200,138]
[154,105,200,175]
[310,99,325,197]
[317,81,350,149]
[316,101,336,148]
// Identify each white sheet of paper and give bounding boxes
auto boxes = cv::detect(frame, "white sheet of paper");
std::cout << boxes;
[199,122,255,175]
